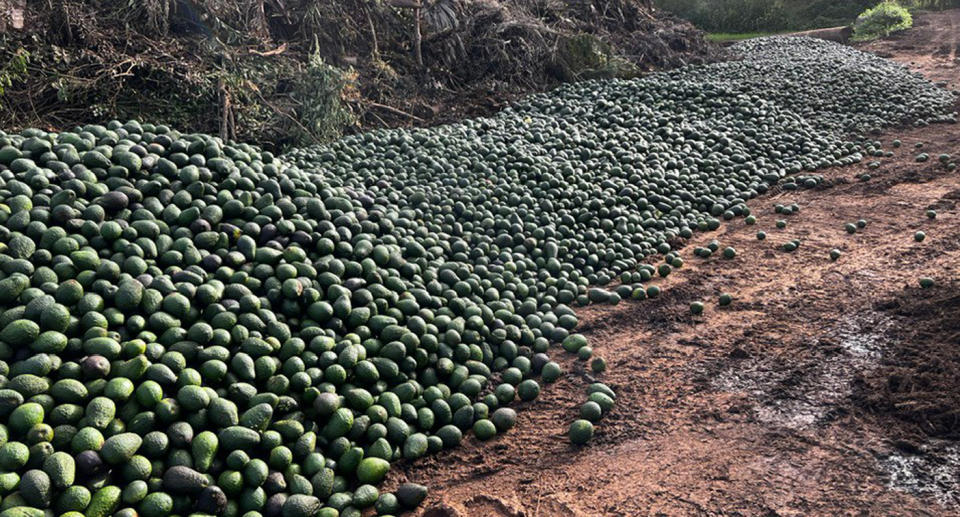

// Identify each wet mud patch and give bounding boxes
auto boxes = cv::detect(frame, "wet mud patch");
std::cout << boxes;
[879,440,960,507]
[710,314,889,430]
[850,284,960,506]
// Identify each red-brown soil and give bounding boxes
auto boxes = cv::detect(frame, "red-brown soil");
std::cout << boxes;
[382,10,960,516]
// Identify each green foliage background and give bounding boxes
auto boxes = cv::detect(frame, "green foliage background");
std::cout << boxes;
[655,0,959,33]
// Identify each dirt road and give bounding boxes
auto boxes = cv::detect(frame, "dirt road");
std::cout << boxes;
[384,11,960,516]
[862,8,960,89]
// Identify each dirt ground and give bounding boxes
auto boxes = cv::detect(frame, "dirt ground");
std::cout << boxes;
[381,10,960,516]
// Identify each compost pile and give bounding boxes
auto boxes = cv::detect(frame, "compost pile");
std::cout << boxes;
[5,0,713,148]
[0,38,951,517]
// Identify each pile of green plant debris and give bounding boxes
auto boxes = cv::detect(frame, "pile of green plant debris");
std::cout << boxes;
[0,0,713,151]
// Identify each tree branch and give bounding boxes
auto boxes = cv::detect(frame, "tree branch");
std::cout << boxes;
[386,0,421,8]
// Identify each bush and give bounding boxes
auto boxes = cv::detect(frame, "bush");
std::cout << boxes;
[852,1,913,41]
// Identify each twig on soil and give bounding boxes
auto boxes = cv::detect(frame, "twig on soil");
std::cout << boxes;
[364,108,389,127]
[362,100,425,122]
[248,42,288,56]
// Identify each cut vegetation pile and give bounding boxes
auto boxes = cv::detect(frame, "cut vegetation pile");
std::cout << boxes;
[0,0,713,149]
[0,37,952,517]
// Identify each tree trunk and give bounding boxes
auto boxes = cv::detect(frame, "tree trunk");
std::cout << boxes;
[219,79,233,142]
[364,2,379,59]
[413,6,423,67]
